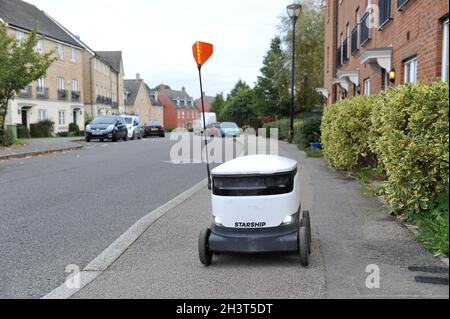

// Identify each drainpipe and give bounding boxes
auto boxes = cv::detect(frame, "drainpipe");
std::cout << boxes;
[89,55,95,116]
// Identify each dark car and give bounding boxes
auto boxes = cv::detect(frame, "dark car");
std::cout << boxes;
[85,116,128,142]
[144,121,165,138]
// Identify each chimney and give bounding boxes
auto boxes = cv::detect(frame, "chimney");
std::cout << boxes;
[182,86,186,93]
[136,73,141,80]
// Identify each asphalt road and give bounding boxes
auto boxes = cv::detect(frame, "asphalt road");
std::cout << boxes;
[0,136,231,299]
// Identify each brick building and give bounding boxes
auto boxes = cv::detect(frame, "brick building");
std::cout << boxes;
[158,86,198,129]
[321,0,449,105]
[194,93,215,113]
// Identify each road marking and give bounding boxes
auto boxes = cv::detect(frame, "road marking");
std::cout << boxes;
[42,178,208,299]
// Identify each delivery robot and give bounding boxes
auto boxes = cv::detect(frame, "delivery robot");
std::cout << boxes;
[199,154,312,267]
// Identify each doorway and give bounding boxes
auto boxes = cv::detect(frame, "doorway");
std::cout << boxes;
[21,109,28,128]
[73,110,78,125]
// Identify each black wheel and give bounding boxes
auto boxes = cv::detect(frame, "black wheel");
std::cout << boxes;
[160,133,166,138]
[123,134,128,142]
[112,134,118,142]
[299,226,309,267]
[300,218,312,255]
[85,137,91,142]
[302,211,312,247]
[199,229,213,266]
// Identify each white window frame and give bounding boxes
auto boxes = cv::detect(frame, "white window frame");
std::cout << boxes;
[58,77,65,90]
[38,109,47,121]
[71,48,77,63]
[364,78,371,96]
[37,78,45,93]
[442,19,449,82]
[36,40,43,54]
[16,31,25,43]
[56,44,64,60]
[404,56,418,84]
[71,79,78,92]
[58,110,66,126]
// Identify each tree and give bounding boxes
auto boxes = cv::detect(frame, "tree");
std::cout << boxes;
[210,93,225,118]
[227,79,250,99]
[253,36,291,118]
[220,88,259,128]
[0,23,54,128]
[154,84,171,91]
[280,0,325,113]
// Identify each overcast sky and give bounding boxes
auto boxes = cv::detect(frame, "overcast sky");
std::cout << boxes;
[26,0,293,98]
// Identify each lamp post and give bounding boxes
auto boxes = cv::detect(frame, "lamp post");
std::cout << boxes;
[287,3,302,143]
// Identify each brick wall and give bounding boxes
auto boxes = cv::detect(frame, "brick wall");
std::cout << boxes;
[324,0,449,104]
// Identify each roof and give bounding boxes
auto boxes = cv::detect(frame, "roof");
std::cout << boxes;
[161,88,196,109]
[195,95,215,112]
[0,0,82,47]
[96,51,123,73]
[145,84,163,107]
[212,155,298,176]
[124,79,143,106]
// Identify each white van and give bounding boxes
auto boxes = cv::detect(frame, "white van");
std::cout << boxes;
[193,113,217,135]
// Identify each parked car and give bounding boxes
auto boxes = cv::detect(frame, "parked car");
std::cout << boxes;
[220,122,241,138]
[85,116,128,142]
[144,120,165,138]
[120,115,143,140]
[205,123,221,137]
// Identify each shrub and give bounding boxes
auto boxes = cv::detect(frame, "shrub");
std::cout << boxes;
[84,114,93,127]
[262,119,291,140]
[30,119,54,138]
[294,117,322,150]
[321,96,378,171]
[370,81,449,214]
[57,131,69,137]
[16,125,30,139]
[1,129,14,146]
[69,123,80,135]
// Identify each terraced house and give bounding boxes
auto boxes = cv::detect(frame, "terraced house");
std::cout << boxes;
[321,0,449,104]
[0,0,86,132]
[159,86,198,130]
[82,50,125,117]
[124,74,153,123]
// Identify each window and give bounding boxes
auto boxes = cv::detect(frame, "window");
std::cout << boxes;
[397,0,408,10]
[71,80,78,91]
[36,40,43,54]
[177,111,181,119]
[360,12,371,45]
[364,79,371,96]
[442,19,449,82]
[37,78,45,92]
[182,111,185,119]
[379,0,391,28]
[58,77,65,90]
[38,109,47,121]
[58,110,65,126]
[56,44,64,60]
[71,48,77,63]
[16,31,25,43]
[404,57,418,83]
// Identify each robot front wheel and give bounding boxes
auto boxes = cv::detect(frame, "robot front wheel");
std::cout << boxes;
[199,228,213,266]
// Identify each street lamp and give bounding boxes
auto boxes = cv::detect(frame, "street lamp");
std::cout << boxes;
[287,3,302,143]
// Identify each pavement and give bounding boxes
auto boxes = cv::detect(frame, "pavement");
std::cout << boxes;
[0,136,243,299]
[67,141,449,299]
[0,137,83,160]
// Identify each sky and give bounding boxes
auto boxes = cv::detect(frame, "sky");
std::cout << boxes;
[27,0,294,99]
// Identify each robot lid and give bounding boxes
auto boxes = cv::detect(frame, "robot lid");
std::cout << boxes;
[211,154,298,176]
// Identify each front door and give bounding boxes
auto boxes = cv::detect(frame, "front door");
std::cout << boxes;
[21,109,28,128]
[73,110,77,125]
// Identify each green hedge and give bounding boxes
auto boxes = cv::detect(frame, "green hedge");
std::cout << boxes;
[30,120,54,138]
[321,96,378,171]
[370,81,449,213]
[294,117,322,150]
[262,119,291,140]
[17,125,30,139]
[69,123,80,135]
